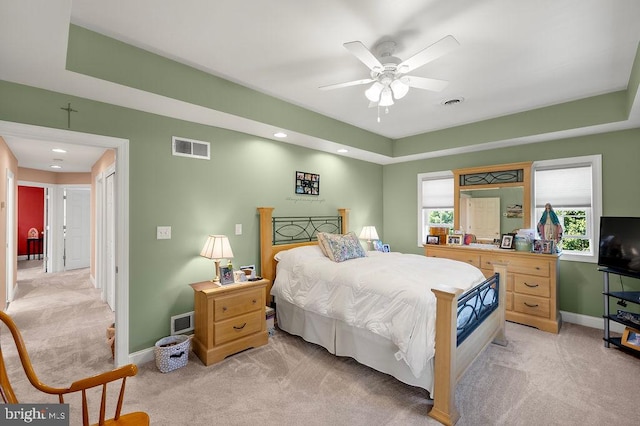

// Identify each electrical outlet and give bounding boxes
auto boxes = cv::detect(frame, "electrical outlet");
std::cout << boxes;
[157,226,171,240]
[235,224,242,235]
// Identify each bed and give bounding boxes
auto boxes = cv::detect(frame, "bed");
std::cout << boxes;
[257,207,507,425]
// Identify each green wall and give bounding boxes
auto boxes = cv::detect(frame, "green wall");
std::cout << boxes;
[383,128,640,318]
[0,80,383,352]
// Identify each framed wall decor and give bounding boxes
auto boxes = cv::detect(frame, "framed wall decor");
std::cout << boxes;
[426,235,440,245]
[500,234,514,249]
[447,235,462,245]
[295,171,320,195]
[621,327,640,351]
[219,266,235,285]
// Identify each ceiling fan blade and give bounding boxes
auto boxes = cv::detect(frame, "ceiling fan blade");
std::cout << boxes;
[402,76,449,92]
[398,35,459,74]
[343,41,383,71]
[319,78,374,91]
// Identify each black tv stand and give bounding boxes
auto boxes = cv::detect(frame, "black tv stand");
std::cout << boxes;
[599,267,640,356]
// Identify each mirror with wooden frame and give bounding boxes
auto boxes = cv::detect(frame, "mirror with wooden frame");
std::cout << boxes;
[453,162,532,243]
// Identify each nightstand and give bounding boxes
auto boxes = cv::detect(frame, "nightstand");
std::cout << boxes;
[190,279,269,366]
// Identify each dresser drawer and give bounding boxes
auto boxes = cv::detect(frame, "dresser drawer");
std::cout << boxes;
[214,288,262,321]
[506,291,513,311]
[428,249,480,268]
[513,294,550,318]
[514,274,550,297]
[214,310,263,345]
[481,255,549,277]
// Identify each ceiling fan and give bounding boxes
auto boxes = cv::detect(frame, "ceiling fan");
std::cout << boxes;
[320,35,459,109]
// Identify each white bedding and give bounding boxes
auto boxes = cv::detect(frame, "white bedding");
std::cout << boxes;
[271,245,486,377]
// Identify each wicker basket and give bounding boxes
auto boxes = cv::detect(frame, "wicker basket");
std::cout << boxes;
[154,335,190,373]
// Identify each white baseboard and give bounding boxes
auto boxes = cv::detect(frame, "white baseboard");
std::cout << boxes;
[129,347,156,366]
[561,310,625,334]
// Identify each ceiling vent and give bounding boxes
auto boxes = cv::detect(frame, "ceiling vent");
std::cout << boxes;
[172,136,210,160]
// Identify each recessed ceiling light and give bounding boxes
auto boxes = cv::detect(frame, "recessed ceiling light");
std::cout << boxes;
[52,148,67,153]
[273,132,287,138]
[50,165,62,169]
[337,149,349,153]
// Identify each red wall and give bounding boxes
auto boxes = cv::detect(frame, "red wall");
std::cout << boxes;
[18,186,44,256]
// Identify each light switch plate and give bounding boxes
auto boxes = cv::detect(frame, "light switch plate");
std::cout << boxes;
[157,226,171,240]
[235,224,242,235]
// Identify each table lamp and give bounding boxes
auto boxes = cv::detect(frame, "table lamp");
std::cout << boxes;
[200,235,234,283]
[359,226,379,251]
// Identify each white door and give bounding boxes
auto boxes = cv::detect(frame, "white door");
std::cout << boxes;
[466,197,501,240]
[5,170,15,305]
[105,172,116,311]
[65,188,91,270]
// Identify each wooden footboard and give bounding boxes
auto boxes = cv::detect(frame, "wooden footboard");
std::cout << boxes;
[429,262,507,425]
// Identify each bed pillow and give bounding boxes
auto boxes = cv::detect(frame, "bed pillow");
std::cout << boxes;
[316,232,331,257]
[320,231,367,262]
[274,245,325,262]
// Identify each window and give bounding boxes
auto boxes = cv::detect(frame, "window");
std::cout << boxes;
[417,171,453,246]
[533,155,602,262]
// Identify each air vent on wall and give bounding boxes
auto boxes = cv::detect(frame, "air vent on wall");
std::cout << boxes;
[171,311,194,335]
[172,136,210,160]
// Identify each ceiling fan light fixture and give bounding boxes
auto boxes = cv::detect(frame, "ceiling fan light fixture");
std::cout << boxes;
[365,82,384,102]
[379,87,394,107]
[390,79,409,99]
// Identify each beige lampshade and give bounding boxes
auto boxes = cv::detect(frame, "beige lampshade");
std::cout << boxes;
[359,226,379,241]
[200,235,234,260]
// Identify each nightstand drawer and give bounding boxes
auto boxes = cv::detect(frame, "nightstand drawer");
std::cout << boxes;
[513,294,550,318]
[214,310,263,345]
[214,288,262,321]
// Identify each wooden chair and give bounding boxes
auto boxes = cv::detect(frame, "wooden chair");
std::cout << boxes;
[0,311,149,426]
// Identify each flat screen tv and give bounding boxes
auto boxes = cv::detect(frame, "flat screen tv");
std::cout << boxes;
[598,216,640,276]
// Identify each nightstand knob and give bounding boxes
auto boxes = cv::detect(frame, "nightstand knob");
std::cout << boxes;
[252,299,257,304]
[222,306,227,312]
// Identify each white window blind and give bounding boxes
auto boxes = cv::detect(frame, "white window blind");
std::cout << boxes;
[535,165,591,208]
[422,177,453,208]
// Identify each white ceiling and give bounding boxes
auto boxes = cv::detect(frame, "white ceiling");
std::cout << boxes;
[1,0,639,169]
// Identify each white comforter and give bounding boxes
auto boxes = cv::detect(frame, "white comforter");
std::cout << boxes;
[272,245,486,377]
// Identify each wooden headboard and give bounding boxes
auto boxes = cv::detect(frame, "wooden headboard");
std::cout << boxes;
[257,207,348,304]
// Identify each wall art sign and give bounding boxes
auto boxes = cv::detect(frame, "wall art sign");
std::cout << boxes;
[295,171,320,195]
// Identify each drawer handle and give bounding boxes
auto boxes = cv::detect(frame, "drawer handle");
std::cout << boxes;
[222,307,227,312]
[524,282,539,288]
[535,266,541,270]
[252,299,257,304]
[524,302,539,308]
[233,323,247,330]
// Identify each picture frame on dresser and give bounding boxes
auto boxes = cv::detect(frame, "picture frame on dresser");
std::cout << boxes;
[500,234,514,249]
[446,235,462,245]
[219,266,234,285]
[621,327,640,351]
[426,235,440,245]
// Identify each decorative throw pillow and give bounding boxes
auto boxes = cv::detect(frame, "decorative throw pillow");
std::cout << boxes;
[316,232,331,258]
[322,231,367,262]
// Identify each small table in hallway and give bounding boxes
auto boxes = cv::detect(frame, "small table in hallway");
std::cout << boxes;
[27,237,43,260]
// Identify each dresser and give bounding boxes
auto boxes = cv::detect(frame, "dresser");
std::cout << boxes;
[424,245,561,333]
[190,279,269,366]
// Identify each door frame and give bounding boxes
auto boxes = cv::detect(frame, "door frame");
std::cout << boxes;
[5,170,15,305]
[0,120,130,366]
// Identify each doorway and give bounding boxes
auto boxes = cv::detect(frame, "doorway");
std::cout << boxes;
[0,120,130,366]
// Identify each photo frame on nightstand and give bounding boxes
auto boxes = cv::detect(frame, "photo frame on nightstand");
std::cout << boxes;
[446,235,462,245]
[219,266,234,285]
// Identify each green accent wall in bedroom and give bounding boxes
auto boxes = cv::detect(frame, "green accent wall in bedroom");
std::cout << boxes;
[383,128,640,319]
[0,80,383,352]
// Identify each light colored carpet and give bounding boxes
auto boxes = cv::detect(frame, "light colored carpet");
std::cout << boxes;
[2,262,639,425]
